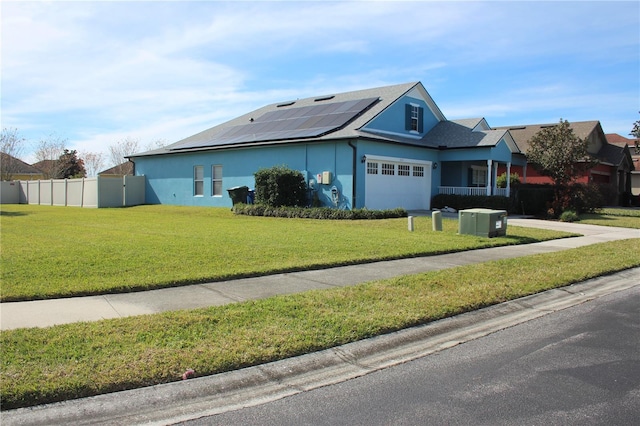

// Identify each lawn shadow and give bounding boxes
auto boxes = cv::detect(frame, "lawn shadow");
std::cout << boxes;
[0,210,28,217]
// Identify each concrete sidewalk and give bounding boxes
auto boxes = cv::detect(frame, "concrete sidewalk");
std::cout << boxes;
[1,219,638,330]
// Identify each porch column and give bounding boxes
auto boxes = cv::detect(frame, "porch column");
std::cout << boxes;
[506,162,511,197]
[486,160,493,196]
[523,163,527,184]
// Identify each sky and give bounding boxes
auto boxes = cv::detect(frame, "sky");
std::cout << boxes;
[2,0,639,167]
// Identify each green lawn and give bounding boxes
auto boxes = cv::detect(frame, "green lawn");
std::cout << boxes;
[1,238,639,410]
[0,205,574,301]
[577,208,640,229]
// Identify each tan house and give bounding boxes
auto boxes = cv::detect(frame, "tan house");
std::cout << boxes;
[0,153,44,181]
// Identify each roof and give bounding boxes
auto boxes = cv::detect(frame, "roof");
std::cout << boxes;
[606,133,639,148]
[423,119,515,150]
[130,81,518,158]
[494,121,602,154]
[0,153,43,175]
[99,162,134,176]
[130,82,422,157]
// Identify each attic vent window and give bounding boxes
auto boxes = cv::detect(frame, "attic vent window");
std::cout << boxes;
[277,101,295,107]
[314,95,335,102]
[541,125,556,128]
[509,126,526,130]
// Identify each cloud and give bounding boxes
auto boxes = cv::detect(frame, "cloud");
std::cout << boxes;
[2,0,638,161]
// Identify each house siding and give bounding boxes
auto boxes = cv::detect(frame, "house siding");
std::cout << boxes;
[135,141,358,208]
[363,95,439,137]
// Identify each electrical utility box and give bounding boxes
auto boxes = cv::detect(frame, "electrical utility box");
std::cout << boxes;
[458,208,507,238]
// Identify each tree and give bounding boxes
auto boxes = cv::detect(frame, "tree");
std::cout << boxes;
[527,119,595,216]
[56,149,86,179]
[108,137,140,175]
[0,128,26,181]
[630,113,640,155]
[33,134,66,179]
[81,151,105,177]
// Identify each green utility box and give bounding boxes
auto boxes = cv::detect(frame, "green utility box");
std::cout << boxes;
[458,208,507,238]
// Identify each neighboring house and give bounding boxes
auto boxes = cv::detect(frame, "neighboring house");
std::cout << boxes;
[32,159,60,179]
[495,121,634,205]
[98,161,134,177]
[0,153,44,181]
[129,82,524,210]
[606,133,640,198]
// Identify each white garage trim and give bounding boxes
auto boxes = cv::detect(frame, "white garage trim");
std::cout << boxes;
[364,155,432,211]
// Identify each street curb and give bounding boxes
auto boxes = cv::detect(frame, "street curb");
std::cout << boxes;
[4,267,638,426]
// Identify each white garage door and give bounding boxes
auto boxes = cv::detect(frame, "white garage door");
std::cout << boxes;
[364,157,431,210]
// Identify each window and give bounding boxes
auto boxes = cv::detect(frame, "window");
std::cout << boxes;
[367,162,379,174]
[398,164,410,176]
[194,166,204,196]
[382,163,395,175]
[471,167,487,187]
[413,165,424,177]
[405,104,424,133]
[212,165,222,196]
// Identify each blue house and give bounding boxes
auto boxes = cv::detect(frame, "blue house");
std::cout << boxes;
[129,82,524,210]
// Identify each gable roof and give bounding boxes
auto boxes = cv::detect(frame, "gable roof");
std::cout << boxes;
[0,153,43,175]
[131,82,448,157]
[423,119,518,151]
[495,121,634,168]
[130,81,521,160]
[606,133,639,148]
[99,162,134,176]
[493,121,602,154]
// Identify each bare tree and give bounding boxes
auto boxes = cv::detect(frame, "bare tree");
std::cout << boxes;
[144,139,168,151]
[33,134,66,179]
[81,151,105,177]
[108,137,140,175]
[0,128,26,181]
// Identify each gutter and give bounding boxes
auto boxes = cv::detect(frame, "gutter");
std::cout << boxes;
[348,140,357,209]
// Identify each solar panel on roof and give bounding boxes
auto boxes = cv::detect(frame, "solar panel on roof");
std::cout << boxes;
[170,97,379,151]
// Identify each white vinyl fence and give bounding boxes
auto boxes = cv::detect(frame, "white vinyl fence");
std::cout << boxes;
[0,176,145,208]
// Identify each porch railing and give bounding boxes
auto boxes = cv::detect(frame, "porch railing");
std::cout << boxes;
[439,186,487,196]
[439,187,509,197]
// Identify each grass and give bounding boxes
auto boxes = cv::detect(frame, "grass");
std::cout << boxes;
[577,207,640,229]
[0,205,574,301]
[1,238,639,410]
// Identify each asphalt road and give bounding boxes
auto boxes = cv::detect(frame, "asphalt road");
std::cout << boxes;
[179,285,640,426]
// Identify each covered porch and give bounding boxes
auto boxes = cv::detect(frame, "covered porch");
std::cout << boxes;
[438,159,521,197]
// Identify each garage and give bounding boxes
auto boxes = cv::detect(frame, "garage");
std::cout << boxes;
[364,155,432,210]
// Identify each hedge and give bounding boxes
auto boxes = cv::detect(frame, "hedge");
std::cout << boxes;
[233,204,408,220]
[431,194,510,211]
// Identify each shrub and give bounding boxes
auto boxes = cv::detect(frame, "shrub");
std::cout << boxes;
[496,172,520,189]
[431,194,509,211]
[233,204,408,220]
[512,186,555,216]
[254,165,308,207]
[559,210,579,222]
[568,182,605,214]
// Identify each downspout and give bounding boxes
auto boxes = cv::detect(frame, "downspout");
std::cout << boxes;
[348,140,357,209]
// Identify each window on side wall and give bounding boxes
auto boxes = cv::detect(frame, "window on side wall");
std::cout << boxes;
[194,165,204,196]
[405,104,424,133]
[212,165,222,196]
